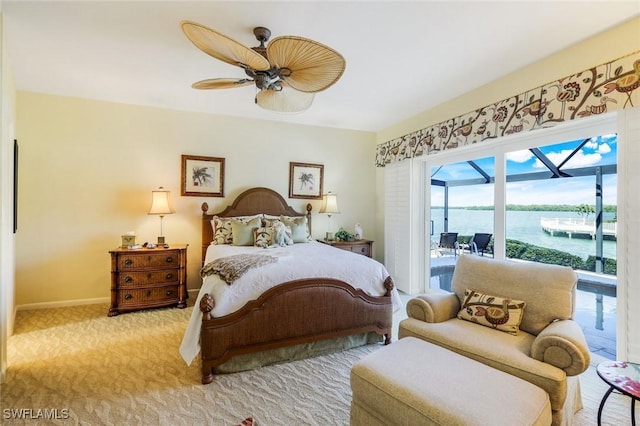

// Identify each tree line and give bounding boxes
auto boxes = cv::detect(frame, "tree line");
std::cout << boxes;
[435,204,617,214]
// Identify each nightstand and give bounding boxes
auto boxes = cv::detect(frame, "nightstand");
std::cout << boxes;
[108,244,188,316]
[318,239,373,258]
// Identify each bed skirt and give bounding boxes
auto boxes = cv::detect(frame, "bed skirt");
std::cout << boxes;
[214,332,383,374]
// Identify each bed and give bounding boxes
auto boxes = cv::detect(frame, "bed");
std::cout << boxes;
[179,187,400,384]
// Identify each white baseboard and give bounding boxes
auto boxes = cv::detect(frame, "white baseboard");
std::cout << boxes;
[16,289,201,312]
[16,297,110,311]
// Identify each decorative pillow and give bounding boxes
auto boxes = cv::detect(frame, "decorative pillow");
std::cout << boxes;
[279,215,310,243]
[457,288,526,335]
[231,217,262,246]
[262,214,280,226]
[212,215,261,245]
[212,217,234,245]
[253,226,275,248]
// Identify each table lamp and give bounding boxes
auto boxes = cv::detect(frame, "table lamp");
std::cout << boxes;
[319,191,339,241]
[148,186,175,244]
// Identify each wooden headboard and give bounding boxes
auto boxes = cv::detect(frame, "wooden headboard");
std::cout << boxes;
[201,187,313,263]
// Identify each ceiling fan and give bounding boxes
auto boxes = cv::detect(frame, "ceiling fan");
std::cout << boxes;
[180,21,346,112]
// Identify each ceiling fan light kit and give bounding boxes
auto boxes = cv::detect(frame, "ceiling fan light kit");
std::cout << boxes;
[181,21,346,112]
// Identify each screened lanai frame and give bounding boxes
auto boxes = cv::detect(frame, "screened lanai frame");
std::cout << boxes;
[422,115,618,267]
[394,109,639,365]
[430,135,617,274]
[418,114,621,358]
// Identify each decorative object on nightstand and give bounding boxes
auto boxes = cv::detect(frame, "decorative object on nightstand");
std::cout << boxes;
[355,223,363,240]
[334,227,354,242]
[121,231,136,248]
[318,238,373,258]
[108,244,188,316]
[148,186,175,244]
[319,191,339,241]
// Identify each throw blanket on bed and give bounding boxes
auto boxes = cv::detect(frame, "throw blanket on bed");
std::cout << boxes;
[200,254,278,284]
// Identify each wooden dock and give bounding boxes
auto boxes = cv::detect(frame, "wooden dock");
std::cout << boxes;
[540,217,617,240]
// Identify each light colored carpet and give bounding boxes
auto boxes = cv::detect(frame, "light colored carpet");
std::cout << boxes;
[1,302,633,425]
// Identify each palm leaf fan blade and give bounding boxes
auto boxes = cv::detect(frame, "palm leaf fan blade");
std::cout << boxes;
[192,78,254,90]
[181,21,270,71]
[255,83,315,112]
[267,36,346,93]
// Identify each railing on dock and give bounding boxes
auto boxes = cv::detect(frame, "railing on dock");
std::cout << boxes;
[540,217,617,240]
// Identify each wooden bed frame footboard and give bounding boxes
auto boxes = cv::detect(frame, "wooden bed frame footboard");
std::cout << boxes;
[199,276,395,384]
[198,187,395,384]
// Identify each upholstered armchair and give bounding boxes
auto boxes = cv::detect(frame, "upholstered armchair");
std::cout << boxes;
[399,254,591,426]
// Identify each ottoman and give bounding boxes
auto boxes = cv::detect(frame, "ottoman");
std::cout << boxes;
[350,337,552,426]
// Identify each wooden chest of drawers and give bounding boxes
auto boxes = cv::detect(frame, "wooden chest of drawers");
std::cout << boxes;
[108,244,187,316]
[318,239,373,258]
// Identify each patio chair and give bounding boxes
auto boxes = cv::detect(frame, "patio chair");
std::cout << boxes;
[437,232,459,257]
[467,233,492,256]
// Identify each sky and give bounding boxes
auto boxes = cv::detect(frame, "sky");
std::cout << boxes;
[431,134,618,207]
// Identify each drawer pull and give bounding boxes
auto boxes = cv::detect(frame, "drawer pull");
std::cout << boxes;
[124,294,132,300]
[166,257,174,263]
[124,276,133,283]
[147,290,152,297]
[166,290,173,296]
[124,259,133,267]
[166,273,174,280]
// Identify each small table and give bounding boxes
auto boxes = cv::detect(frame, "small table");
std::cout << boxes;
[597,360,640,425]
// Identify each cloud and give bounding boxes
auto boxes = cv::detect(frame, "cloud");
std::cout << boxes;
[597,143,611,154]
[584,140,598,149]
[506,150,534,163]
[532,149,602,169]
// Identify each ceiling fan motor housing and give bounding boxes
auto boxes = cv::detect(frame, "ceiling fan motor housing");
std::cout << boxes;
[254,73,271,90]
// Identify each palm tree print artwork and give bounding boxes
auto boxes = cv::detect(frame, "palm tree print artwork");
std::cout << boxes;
[289,162,323,199]
[192,166,214,187]
[298,172,314,192]
[181,155,225,197]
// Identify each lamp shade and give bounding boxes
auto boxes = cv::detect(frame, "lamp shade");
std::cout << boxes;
[148,187,175,215]
[319,192,339,215]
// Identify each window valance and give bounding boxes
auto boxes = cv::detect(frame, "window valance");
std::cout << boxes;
[376,50,640,167]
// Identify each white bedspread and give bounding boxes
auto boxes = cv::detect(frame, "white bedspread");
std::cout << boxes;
[179,241,402,365]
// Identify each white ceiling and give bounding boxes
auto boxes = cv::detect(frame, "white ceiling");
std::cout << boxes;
[2,1,639,132]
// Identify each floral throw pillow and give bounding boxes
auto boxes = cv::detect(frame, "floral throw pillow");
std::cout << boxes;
[457,288,526,335]
[212,217,234,245]
[253,226,275,248]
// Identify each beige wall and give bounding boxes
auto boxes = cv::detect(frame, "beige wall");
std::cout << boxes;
[1,11,18,383]
[375,16,640,253]
[15,93,376,306]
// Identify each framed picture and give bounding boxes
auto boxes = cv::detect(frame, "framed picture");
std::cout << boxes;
[289,162,323,199]
[181,155,225,197]
[13,140,18,233]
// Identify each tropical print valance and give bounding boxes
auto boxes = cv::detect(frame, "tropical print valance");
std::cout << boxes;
[375,50,640,167]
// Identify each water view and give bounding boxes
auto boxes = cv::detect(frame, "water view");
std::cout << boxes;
[427,135,618,359]
[430,208,617,261]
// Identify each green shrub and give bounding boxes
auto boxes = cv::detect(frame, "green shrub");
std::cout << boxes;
[505,239,585,269]
[584,256,617,275]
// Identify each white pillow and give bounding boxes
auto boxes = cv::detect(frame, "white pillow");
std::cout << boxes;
[279,216,310,243]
